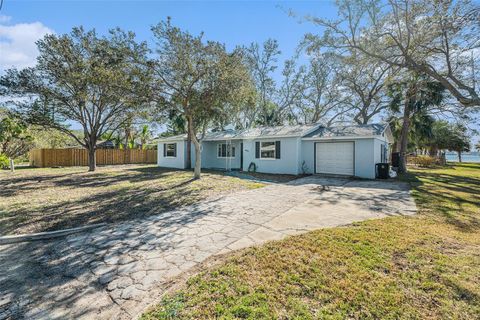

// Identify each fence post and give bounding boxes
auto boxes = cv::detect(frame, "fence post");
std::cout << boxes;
[41,149,45,168]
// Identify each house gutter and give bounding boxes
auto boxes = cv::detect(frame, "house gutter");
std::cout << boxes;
[301,135,382,141]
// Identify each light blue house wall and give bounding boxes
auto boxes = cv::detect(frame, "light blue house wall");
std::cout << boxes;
[157,141,186,169]
[158,138,386,178]
[201,140,242,170]
[300,140,315,175]
[373,137,388,163]
[354,139,375,179]
[157,124,391,179]
[242,137,301,175]
[300,138,386,179]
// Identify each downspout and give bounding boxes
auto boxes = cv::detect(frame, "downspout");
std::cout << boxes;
[228,139,231,171]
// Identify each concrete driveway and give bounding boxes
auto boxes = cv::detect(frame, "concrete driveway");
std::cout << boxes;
[0,176,416,320]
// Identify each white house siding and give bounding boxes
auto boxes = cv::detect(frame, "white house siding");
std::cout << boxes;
[157,141,186,169]
[300,140,315,174]
[373,137,389,165]
[242,137,300,175]
[354,139,375,179]
[296,138,303,174]
[159,136,388,179]
[201,140,242,170]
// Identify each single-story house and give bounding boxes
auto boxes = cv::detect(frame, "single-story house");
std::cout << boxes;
[157,123,393,179]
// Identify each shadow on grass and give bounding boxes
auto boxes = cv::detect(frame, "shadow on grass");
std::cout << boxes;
[0,194,223,319]
[0,166,180,197]
[447,162,480,170]
[0,166,222,235]
[442,277,480,304]
[403,169,480,233]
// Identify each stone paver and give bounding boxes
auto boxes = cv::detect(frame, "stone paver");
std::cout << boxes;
[0,176,416,319]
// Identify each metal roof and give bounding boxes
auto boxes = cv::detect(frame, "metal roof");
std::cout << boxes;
[235,124,318,139]
[156,123,389,142]
[303,124,387,139]
[156,124,319,141]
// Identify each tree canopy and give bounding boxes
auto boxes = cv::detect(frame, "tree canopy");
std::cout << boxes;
[151,18,254,178]
[305,0,480,107]
[0,27,153,171]
[0,109,34,169]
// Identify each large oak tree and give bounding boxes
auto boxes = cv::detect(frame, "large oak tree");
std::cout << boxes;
[1,27,152,171]
[306,0,480,107]
[151,19,253,179]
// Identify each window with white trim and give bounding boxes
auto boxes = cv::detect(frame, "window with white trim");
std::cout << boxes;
[260,141,275,159]
[165,143,176,157]
[217,143,235,158]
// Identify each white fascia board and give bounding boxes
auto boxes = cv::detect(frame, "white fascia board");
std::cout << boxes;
[202,138,242,142]
[241,134,303,140]
[301,135,380,141]
[301,124,322,137]
[374,136,389,143]
[156,138,187,143]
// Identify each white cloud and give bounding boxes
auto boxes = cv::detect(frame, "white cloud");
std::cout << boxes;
[0,19,54,71]
[0,15,12,23]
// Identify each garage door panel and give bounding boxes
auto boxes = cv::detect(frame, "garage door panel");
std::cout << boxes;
[316,142,354,175]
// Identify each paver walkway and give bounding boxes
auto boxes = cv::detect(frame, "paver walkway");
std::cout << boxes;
[0,176,416,319]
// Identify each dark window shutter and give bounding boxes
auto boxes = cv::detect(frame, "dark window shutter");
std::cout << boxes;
[255,142,260,158]
[173,143,177,157]
[163,143,166,157]
[275,141,281,159]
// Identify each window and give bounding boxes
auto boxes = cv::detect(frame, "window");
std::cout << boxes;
[260,141,276,159]
[381,143,388,163]
[217,143,235,158]
[165,143,176,157]
[255,141,281,159]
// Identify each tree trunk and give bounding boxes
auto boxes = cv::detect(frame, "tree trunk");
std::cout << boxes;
[192,137,201,179]
[9,158,14,172]
[440,152,446,166]
[187,115,201,179]
[397,85,416,174]
[88,147,96,172]
[458,151,462,163]
[124,126,131,163]
[186,130,192,169]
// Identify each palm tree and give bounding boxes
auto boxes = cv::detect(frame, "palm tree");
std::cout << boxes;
[138,124,151,149]
[388,74,445,173]
[410,111,434,154]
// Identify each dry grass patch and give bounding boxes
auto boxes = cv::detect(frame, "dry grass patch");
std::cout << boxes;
[142,163,480,320]
[0,165,264,235]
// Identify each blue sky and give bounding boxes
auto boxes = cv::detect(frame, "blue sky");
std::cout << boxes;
[0,0,336,132]
[0,0,478,145]
[0,0,336,72]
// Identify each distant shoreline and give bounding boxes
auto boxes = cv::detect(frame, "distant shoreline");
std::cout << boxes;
[446,154,480,163]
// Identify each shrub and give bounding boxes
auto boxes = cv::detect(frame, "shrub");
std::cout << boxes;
[411,155,436,167]
[0,154,9,169]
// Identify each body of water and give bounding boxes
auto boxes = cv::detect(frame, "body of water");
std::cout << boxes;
[446,154,480,163]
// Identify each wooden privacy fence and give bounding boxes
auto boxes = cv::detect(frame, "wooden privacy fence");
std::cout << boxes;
[30,149,157,167]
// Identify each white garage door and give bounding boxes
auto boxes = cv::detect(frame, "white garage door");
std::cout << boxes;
[315,142,354,175]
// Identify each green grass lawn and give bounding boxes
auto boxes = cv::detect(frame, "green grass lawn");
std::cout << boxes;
[0,165,264,235]
[142,163,480,320]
